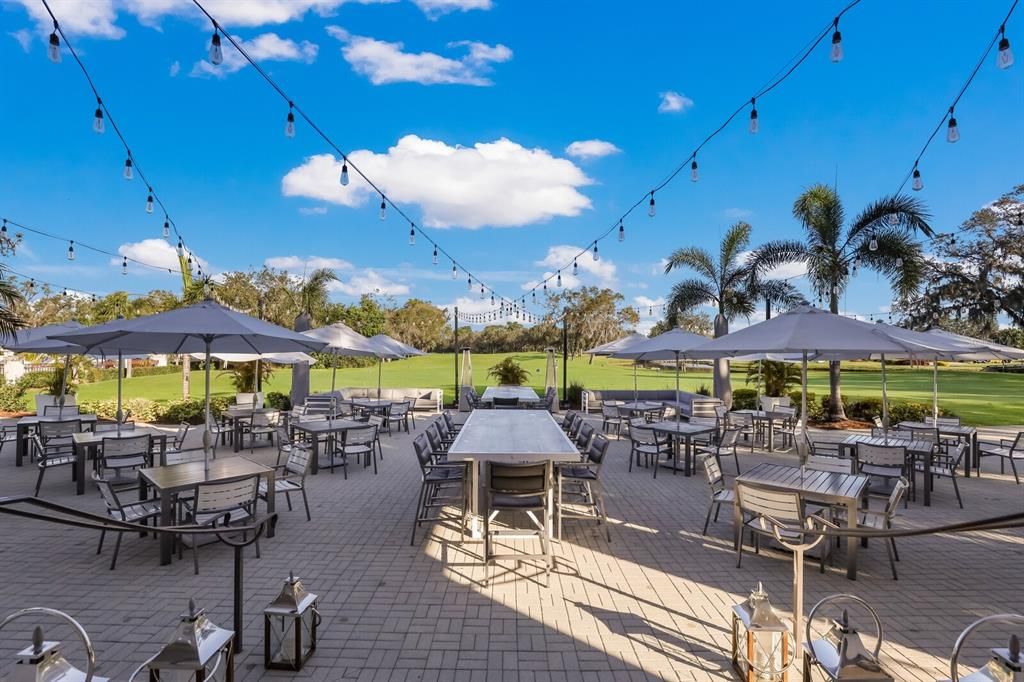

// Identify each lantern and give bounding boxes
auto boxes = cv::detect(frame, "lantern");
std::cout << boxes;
[803,594,893,680]
[264,572,320,671]
[0,608,107,682]
[947,614,1024,681]
[141,599,235,682]
[731,583,792,681]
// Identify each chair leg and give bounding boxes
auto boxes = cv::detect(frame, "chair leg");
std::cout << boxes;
[97,530,106,554]
[884,535,898,580]
[951,475,963,509]
[410,484,426,546]
[703,502,714,536]
[301,489,311,522]
[736,528,744,568]
[34,467,45,497]
[1010,457,1020,485]
[889,537,900,563]
[110,532,123,570]
[284,492,293,511]
[192,541,200,575]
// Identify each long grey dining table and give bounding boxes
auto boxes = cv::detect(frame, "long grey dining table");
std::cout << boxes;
[446,409,579,539]
[736,462,869,580]
[15,413,97,467]
[480,386,540,403]
[289,418,366,474]
[649,420,717,477]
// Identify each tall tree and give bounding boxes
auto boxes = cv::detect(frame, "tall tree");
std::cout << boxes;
[387,299,448,351]
[750,185,932,420]
[664,221,758,406]
[544,287,636,357]
[0,264,25,340]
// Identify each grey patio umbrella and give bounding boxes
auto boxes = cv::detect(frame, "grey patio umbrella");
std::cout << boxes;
[53,300,327,469]
[587,333,656,401]
[609,327,711,422]
[301,322,393,396]
[369,334,425,399]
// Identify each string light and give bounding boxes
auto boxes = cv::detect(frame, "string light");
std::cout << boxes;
[432,245,438,265]
[47,22,60,63]
[209,29,223,65]
[67,241,75,261]
[121,256,128,275]
[408,225,416,246]
[868,233,879,251]
[93,101,104,134]
[451,263,457,279]
[145,192,154,214]
[690,158,699,182]
[285,103,296,138]
[592,242,600,261]
[912,166,924,191]
[163,219,170,238]
[176,239,184,257]
[946,107,960,142]
[339,161,349,186]
[895,256,904,267]
[557,272,562,287]
[1,220,6,237]
[749,98,759,134]
[123,157,133,180]
[648,192,656,218]
[618,220,625,241]
[830,17,843,62]
[491,293,495,306]
[379,196,387,220]
[467,276,472,292]
[572,259,578,276]
[998,24,1015,68]
[480,285,485,300]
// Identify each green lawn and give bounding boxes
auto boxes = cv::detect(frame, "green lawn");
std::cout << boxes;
[71,352,1024,426]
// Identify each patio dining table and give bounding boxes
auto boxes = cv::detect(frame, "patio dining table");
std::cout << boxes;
[289,417,366,474]
[349,398,393,415]
[736,462,869,580]
[729,409,791,453]
[138,456,276,565]
[15,413,98,467]
[649,420,717,477]
[480,386,540,403]
[222,406,279,453]
[617,401,664,420]
[896,421,978,477]
[839,433,940,506]
[71,427,169,495]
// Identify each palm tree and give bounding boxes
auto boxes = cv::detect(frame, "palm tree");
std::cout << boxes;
[750,184,933,420]
[290,267,339,407]
[664,221,757,406]
[0,265,25,341]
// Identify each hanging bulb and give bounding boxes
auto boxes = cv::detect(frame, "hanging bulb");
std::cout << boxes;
[912,166,923,191]
[162,219,170,239]
[209,31,223,65]
[830,18,843,63]
[176,239,184,257]
[145,192,154,214]
[831,284,839,294]
[543,282,547,293]
[67,241,75,261]
[187,256,193,270]
[932,310,939,320]
[749,98,759,134]
[648,192,656,218]
[592,243,600,261]
[480,285,485,300]
[618,220,625,241]
[998,26,1014,69]
[408,225,416,246]
[379,196,387,220]
[532,291,536,303]
[48,26,61,63]
[491,294,495,306]
[961,306,969,316]
[648,306,653,316]
[121,256,128,275]
[93,105,105,134]
[123,157,133,181]
[339,160,350,186]
[1,220,6,237]
[557,272,562,287]
[451,263,457,279]
[895,256,904,267]
[432,246,438,265]
[573,259,578,276]
[285,104,295,138]
[690,159,699,182]
[467,276,472,292]
[62,288,67,297]
[946,108,960,143]
[869,233,879,251]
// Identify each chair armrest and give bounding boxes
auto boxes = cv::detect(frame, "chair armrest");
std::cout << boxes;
[1000,439,1017,448]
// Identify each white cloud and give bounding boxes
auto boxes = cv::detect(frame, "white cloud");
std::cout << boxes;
[11,0,124,39]
[191,32,318,77]
[330,270,409,297]
[115,239,207,274]
[565,139,622,160]
[439,296,494,317]
[412,0,492,19]
[281,135,592,229]
[651,258,669,275]
[723,207,753,220]
[168,60,180,76]
[264,255,353,271]
[298,205,329,215]
[9,29,32,52]
[657,90,694,114]
[328,26,511,86]
[522,245,616,290]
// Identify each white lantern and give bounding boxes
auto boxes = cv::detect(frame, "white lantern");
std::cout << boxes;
[731,583,792,681]
[263,572,320,671]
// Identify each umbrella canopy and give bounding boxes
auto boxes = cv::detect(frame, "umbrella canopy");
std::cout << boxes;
[189,351,317,365]
[302,322,385,357]
[369,334,426,357]
[3,321,87,354]
[585,333,648,356]
[609,327,711,361]
[925,328,1024,361]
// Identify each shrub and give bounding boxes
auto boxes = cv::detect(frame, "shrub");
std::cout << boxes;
[92,365,181,381]
[18,371,54,389]
[79,398,161,423]
[983,364,1024,373]
[696,383,712,396]
[265,391,291,410]
[732,388,758,410]
[566,381,584,409]
[788,391,822,421]
[157,396,232,425]
[0,382,27,412]
[486,357,530,385]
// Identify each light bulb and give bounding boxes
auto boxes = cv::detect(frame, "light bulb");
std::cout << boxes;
[340,162,349,186]
[162,220,170,238]
[895,257,904,268]
[451,264,457,279]
[209,31,223,65]
[869,235,879,251]
[145,193,154,214]
[480,286,485,300]
[379,197,387,220]
[690,159,699,182]
[48,30,60,63]
[123,158,133,180]
[467,277,472,292]
[749,99,759,134]
[432,246,438,265]
[830,23,843,63]
[543,282,547,292]
[409,226,415,245]
[557,272,562,287]
[93,107,104,134]
[532,291,536,303]
[573,260,578,276]
[998,30,1014,69]
[946,113,959,143]
[491,294,495,306]
[618,220,625,241]
[176,239,184,257]
[592,243,600,261]
[285,109,295,138]
[648,306,653,316]
[961,306,969,316]
[832,284,838,294]
[1,220,6,237]
[648,192,656,218]
[912,168,923,191]
[67,241,75,261]
[122,256,128,275]
[932,311,939,320]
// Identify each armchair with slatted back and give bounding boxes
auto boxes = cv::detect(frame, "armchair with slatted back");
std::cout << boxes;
[483,460,554,585]
[695,427,742,474]
[43,405,80,417]
[557,433,611,541]
[180,474,261,575]
[734,482,832,573]
[627,421,670,472]
[600,401,626,436]
[916,442,967,508]
[388,401,413,433]
[830,477,909,580]
[727,411,757,451]
[856,442,910,505]
[99,434,152,484]
[574,422,595,455]
[94,476,161,570]
[260,444,313,521]
[31,431,78,496]
[331,424,378,477]
[243,410,279,452]
[979,431,1024,484]
[698,452,733,536]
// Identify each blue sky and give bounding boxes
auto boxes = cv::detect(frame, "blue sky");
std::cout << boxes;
[1,0,1021,331]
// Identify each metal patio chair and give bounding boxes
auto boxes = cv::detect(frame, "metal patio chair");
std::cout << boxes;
[259,444,313,521]
[979,431,1024,484]
[94,476,161,570]
[735,482,833,573]
[483,460,554,586]
[180,473,261,575]
[410,433,467,545]
[698,452,734,536]
[557,433,611,541]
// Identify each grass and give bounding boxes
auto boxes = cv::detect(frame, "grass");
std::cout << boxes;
[70,352,1024,426]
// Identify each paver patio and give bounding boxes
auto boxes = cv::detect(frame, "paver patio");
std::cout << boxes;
[0,415,1020,681]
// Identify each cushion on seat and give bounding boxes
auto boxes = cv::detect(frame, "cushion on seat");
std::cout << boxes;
[559,466,597,480]
[490,493,545,509]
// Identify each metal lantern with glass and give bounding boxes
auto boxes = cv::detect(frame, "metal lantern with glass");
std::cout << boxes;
[947,614,1024,682]
[731,583,793,681]
[803,594,893,681]
[0,607,108,682]
[134,599,235,682]
[263,572,320,671]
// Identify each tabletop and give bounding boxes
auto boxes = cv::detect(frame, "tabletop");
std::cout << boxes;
[72,427,167,445]
[222,407,278,418]
[841,433,935,454]
[350,398,392,407]
[18,413,97,425]
[619,401,663,410]
[139,456,272,492]
[737,462,868,502]
[290,418,365,434]
[650,420,717,435]
[480,386,540,402]
[447,410,578,461]
[897,421,976,435]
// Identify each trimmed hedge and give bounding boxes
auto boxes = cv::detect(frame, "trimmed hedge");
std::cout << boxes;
[92,365,181,381]
[77,395,234,425]
[265,391,291,410]
[732,388,758,410]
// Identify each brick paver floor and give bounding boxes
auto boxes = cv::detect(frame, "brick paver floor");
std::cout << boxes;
[0,414,1021,681]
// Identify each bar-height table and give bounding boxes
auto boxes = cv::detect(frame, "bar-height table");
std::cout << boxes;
[71,428,168,495]
[289,418,366,474]
[139,457,275,565]
[446,410,579,539]
[15,413,97,466]
[650,420,717,476]
[736,462,869,580]
[479,386,540,404]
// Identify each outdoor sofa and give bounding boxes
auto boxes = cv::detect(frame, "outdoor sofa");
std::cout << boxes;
[581,389,722,419]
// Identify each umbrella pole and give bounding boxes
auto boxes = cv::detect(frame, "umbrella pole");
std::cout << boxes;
[203,339,212,475]
[377,359,382,399]
[932,359,939,421]
[675,351,681,424]
[633,360,638,403]
[57,354,70,418]
[116,351,123,437]
[756,359,762,406]
[801,351,808,461]
[331,352,338,393]
[881,353,890,434]
[254,359,259,394]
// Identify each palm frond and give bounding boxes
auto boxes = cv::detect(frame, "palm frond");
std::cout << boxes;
[858,230,926,300]
[719,221,752,280]
[846,194,934,249]
[793,184,844,250]
[0,269,24,341]
[748,240,808,276]
[667,279,717,315]
[664,246,717,282]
